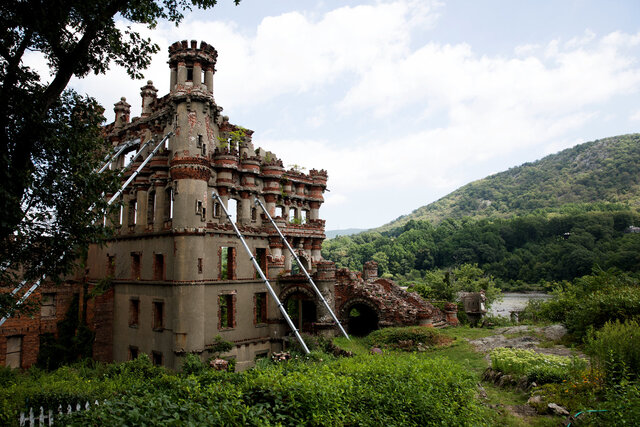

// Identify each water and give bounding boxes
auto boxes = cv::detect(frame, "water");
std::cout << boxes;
[489,292,552,317]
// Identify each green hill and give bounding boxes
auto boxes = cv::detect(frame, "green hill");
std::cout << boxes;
[378,133,640,231]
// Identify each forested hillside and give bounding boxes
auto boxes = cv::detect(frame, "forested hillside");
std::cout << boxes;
[322,134,640,288]
[378,134,640,231]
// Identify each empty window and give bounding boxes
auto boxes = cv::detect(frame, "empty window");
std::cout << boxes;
[153,254,164,280]
[129,299,140,327]
[219,294,235,329]
[129,346,139,360]
[164,187,173,221]
[198,258,203,274]
[186,67,194,82]
[275,206,284,217]
[40,293,56,317]
[255,292,267,324]
[289,208,297,223]
[227,199,238,223]
[302,210,309,224]
[107,255,116,276]
[131,253,141,280]
[147,191,156,225]
[213,202,221,217]
[220,247,235,280]
[118,205,123,226]
[128,199,137,226]
[153,301,164,330]
[251,207,257,222]
[124,150,136,167]
[152,351,163,366]
[6,336,22,368]
[255,248,267,279]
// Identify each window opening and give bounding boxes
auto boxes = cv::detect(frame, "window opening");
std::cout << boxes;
[129,346,139,360]
[289,207,297,223]
[131,253,141,280]
[251,207,257,222]
[227,199,237,223]
[147,191,155,225]
[6,336,22,368]
[302,210,309,224]
[220,247,235,280]
[255,248,267,279]
[255,292,267,324]
[164,187,173,220]
[152,351,163,366]
[198,258,203,274]
[129,299,140,327]
[186,67,193,82]
[213,202,220,217]
[107,255,116,276]
[119,205,123,226]
[275,206,283,218]
[40,293,56,317]
[219,294,235,329]
[153,254,164,280]
[153,301,164,330]
[128,199,137,226]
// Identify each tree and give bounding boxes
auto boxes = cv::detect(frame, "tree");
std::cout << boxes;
[0,0,240,316]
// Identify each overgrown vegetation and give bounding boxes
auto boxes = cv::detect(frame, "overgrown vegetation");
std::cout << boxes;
[490,348,587,384]
[367,326,453,351]
[0,349,489,426]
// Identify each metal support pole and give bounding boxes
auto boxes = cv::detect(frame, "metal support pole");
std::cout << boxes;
[212,191,310,354]
[0,132,173,327]
[97,138,141,173]
[254,197,350,339]
[108,133,173,206]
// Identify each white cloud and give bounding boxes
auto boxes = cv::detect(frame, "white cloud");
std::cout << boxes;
[630,110,640,121]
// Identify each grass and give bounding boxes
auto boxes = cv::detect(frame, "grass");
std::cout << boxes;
[338,325,568,427]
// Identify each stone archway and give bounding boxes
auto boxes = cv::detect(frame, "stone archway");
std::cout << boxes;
[341,299,380,337]
[280,286,317,333]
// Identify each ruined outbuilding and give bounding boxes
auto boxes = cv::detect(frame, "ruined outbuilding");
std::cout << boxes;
[0,41,444,370]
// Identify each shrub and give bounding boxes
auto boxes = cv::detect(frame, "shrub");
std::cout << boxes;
[181,353,206,375]
[367,326,453,351]
[586,319,640,383]
[490,348,586,384]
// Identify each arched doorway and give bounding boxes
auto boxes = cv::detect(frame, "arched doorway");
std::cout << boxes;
[346,302,379,337]
[284,291,317,333]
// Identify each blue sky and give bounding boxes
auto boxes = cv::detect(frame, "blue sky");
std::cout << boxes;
[58,0,640,230]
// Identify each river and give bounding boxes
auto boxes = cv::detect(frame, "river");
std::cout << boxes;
[489,292,552,317]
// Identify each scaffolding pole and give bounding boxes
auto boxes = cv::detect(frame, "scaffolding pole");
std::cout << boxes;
[0,132,173,327]
[97,138,141,173]
[212,191,310,354]
[254,197,350,340]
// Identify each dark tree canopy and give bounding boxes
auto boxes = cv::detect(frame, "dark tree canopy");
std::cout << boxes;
[0,0,239,316]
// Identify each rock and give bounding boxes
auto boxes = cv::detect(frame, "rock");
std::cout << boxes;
[209,358,229,371]
[370,347,383,355]
[541,325,568,341]
[527,395,542,406]
[548,403,570,416]
[498,374,514,387]
[476,383,488,400]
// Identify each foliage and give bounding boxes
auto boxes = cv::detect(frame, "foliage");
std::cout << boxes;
[0,351,490,426]
[367,326,453,352]
[0,0,240,317]
[208,335,234,356]
[409,263,501,307]
[490,348,587,384]
[181,354,207,376]
[586,319,640,384]
[323,206,640,290]
[525,269,640,339]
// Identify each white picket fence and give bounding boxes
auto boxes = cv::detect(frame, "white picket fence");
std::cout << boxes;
[19,401,99,426]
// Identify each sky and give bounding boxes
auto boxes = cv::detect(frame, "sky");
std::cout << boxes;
[65,0,640,230]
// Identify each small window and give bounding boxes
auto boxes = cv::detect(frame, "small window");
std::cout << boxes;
[129,299,140,327]
[198,258,203,274]
[251,207,257,222]
[220,247,235,280]
[219,294,235,329]
[40,293,56,317]
[129,346,139,360]
[255,292,267,324]
[213,202,221,217]
[147,191,156,225]
[118,205,123,226]
[153,254,164,280]
[153,301,164,330]
[186,67,194,82]
[302,210,309,224]
[289,208,297,223]
[196,135,203,148]
[152,351,163,366]
[227,199,238,223]
[275,206,284,217]
[128,199,137,226]
[255,248,267,279]
[107,255,116,276]
[6,336,22,368]
[131,253,141,280]
[164,187,173,221]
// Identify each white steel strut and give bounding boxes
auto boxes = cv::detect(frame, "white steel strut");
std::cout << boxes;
[254,197,350,339]
[212,191,310,354]
[0,133,173,327]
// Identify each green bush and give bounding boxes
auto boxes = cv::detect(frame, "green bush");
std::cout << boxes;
[586,319,640,384]
[367,326,453,351]
[490,348,586,384]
